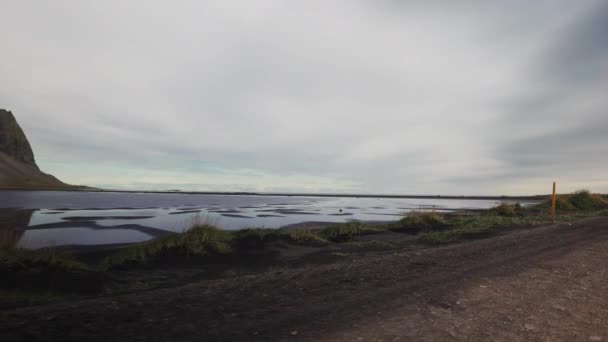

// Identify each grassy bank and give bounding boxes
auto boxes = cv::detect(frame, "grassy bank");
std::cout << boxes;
[3,190,607,298]
[419,191,608,244]
[104,191,608,267]
[102,222,385,269]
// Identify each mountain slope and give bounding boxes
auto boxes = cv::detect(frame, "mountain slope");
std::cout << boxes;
[0,109,72,189]
[0,109,38,169]
[0,151,69,189]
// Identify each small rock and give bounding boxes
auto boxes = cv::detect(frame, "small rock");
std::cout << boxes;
[290,330,299,336]
[590,336,602,341]
[524,323,537,331]
[552,304,566,312]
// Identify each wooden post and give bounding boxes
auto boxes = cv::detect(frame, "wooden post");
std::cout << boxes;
[551,181,556,224]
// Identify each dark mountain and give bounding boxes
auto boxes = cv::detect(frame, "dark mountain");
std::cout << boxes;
[0,109,38,168]
[0,109,72,189]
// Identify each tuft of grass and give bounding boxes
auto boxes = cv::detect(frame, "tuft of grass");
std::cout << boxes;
[487,203,522,217]
[390,211,449,234]
[104,224,233,269]
[0,248,105,293]
[232,228,283,249]
[318,222,385,242]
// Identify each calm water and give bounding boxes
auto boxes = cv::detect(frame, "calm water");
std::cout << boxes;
[0,190,536,250]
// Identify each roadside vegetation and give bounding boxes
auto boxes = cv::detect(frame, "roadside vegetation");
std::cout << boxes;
[419,190,608,244]
[103,222,386,269]
[3,189,608,300]
[103,224,233,269]
[105,191,608,267]
[533,190,608,211]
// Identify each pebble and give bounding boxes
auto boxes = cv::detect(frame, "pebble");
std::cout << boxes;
[590,336,602,341]
[552,304,566,312]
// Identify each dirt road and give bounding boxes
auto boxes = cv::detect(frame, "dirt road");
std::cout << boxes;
[2,217,608,341]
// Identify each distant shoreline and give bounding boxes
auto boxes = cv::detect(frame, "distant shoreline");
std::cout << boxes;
[0,187,546,201]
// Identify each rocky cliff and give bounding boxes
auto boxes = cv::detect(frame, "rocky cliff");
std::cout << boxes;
[0,109,38,169]
[0,109,72,189]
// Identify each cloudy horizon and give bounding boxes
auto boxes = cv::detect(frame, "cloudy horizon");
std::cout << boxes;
[1,1,607,195]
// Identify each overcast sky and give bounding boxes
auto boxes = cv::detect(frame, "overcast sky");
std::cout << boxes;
[1,1,607,195]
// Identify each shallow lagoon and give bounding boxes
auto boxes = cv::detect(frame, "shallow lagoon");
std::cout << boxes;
[0,190,537,249]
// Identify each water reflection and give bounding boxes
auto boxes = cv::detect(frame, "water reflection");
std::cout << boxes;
[0,208,34,249]
[17,228,153,250]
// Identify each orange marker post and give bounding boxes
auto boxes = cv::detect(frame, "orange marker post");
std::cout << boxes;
[551,181,556,224]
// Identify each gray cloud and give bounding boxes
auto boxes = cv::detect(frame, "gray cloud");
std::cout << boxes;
[503,116,608,164]
[484,1,608,192]
[542,1,608,84]
[1,1,606,194]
